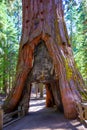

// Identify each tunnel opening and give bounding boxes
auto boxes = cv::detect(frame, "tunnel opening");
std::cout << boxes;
[29,82,63,115]
[13,40,64,116]
[29,83,46,113]
[26,40,63,114]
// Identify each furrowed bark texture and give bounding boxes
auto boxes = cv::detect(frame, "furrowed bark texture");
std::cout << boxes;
[3,0,86,119]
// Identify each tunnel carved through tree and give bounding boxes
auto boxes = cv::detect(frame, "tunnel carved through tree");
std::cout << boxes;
[3,0,86,119]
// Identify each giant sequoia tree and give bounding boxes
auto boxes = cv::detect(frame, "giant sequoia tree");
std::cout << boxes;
[3,0,86,119]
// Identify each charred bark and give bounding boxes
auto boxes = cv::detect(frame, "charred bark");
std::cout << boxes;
[3,0,86,119]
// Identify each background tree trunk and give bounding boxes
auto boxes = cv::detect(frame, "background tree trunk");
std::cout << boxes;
[3,0,86,119]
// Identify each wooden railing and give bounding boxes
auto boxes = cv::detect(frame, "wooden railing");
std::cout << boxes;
[0,106,3,130]
[0,105,27,130]
[76,101,87,127]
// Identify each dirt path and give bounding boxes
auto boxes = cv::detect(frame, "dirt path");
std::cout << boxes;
[3,99,86,130]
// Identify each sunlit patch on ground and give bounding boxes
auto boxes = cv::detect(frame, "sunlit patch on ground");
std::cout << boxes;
[29,99,46,112]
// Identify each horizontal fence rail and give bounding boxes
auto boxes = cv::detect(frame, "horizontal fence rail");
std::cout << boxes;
[0,105,27,130]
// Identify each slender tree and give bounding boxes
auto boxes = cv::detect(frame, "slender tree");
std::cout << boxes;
[3,0,86,119]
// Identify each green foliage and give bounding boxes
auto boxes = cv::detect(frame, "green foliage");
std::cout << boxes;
[73,1,87,82]
[0,0,20,94]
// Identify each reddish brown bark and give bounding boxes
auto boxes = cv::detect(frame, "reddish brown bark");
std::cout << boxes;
[45,84,55,107]
[3,0,86,119]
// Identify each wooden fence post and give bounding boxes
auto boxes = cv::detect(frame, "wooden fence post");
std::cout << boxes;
[0,106,3,130]
[18,106,21,118]
[22,106,25,117]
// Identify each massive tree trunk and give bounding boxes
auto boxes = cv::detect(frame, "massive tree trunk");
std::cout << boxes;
[3,0,86,119]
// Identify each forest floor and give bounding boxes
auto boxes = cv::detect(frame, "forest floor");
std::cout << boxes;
[3,97,87,130]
